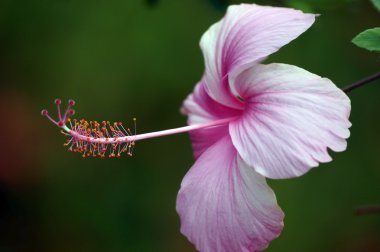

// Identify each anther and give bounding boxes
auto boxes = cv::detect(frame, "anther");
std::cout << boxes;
[55,98,61,105]
[41,109,48,116]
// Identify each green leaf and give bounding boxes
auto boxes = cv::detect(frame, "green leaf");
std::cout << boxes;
[352,28,380,53]
[371,0,380,11]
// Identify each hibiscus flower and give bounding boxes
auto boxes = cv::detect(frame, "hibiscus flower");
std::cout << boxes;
[177,4,351,252]
[42,4,351,252]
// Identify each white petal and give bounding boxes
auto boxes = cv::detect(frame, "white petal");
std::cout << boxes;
[230,63,351,179]
[200,4,315,108]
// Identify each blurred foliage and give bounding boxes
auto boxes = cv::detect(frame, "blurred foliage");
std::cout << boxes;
[145,0,160,7]
[371,0,380,11]
[209,0,229,10]
[352,1,380,53]
[353,28,380,52]
[0,0,379,252]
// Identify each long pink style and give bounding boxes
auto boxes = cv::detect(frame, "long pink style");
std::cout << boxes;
[41,99,236,158]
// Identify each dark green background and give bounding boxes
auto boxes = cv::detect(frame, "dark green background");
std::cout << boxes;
[0,0,379,251]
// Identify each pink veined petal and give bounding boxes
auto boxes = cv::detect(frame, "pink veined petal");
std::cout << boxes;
[188,125,228,159]
[176,136,284,252]
[182,80,241,158]
[229,63,351,179]
[200,3,316,108]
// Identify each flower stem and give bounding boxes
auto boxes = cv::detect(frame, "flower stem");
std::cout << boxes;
[342,71,380,93]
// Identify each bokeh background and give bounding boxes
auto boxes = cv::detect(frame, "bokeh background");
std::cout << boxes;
[0,0,379,251]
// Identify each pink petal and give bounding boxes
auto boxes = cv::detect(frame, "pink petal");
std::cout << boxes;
[176,136,284,252]
[188,125,229,159]
[200,4,316,108]
[230,63,351,179]
[182,80,241,158]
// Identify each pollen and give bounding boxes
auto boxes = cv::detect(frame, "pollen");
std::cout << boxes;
[66,118,136,158]
[41,99,136,158]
